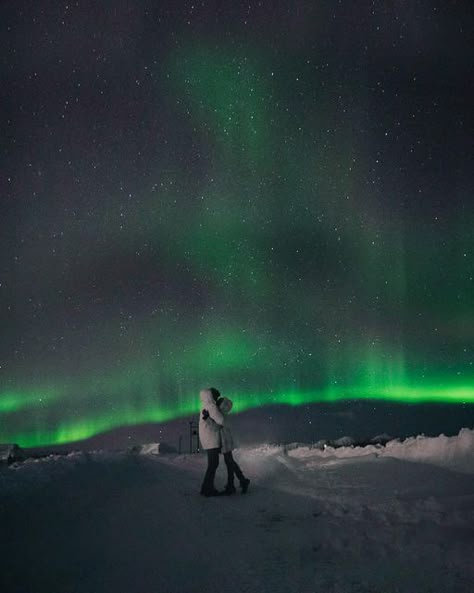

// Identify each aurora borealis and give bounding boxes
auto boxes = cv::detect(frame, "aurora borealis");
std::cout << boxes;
[1,2,473,447]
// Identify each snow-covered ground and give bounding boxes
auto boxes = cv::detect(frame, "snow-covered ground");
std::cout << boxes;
[1,429,473,593]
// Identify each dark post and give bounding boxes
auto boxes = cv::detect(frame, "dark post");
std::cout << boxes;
[189,421,199,453]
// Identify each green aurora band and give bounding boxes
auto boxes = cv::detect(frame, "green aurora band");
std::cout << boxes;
[1,382,474,447]
[2,358,473,447]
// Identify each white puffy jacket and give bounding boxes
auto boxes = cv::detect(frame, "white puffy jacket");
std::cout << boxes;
[198,389,224,450]
[200,397,235,453]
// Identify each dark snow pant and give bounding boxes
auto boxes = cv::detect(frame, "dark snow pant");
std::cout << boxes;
[201,448,220,494]
[223,452,245,488]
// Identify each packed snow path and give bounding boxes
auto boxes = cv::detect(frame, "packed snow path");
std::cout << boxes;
[1,433,473,593]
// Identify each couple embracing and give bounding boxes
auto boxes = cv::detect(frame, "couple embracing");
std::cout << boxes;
[199,387,250,497]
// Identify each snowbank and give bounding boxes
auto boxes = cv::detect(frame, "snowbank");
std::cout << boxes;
[381,427,474,474]
[130,442,176,454]
[287,427,474,474]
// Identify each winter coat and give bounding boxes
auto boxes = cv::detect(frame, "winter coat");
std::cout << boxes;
[198,389,224,450]
[218,397,235,454]
[202,397,235,453]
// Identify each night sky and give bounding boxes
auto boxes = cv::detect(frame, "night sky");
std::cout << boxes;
[1,2,473,447]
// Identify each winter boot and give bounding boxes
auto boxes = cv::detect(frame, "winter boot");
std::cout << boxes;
[240,478,250,494]
[221,485,236,496]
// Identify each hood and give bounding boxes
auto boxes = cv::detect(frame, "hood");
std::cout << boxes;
[200,389,215,406]
[219,397,233,414]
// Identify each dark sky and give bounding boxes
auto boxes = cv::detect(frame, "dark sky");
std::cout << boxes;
[1,1,473,447]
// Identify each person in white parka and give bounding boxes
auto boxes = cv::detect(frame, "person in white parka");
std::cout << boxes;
[199,387,225,496]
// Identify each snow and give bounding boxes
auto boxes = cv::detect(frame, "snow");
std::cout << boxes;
[287,428,474,475]
[133,442,161,455]
[1,428,473,593]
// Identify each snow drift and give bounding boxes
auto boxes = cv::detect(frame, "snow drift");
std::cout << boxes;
[286,427,474,475]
